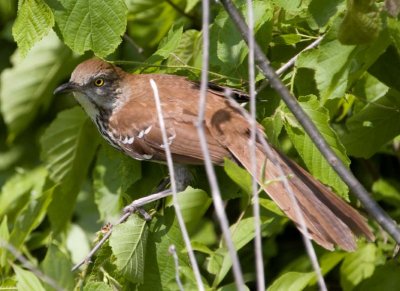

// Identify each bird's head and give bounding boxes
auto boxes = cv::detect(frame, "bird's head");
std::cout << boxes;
[54,58,126,119]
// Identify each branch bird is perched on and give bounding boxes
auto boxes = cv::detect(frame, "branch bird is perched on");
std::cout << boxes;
[54,58,374,251]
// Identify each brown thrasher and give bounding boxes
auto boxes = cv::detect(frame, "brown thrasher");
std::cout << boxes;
[54,58,374,251]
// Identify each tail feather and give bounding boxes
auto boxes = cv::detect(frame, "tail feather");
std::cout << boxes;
[227,141,374,251]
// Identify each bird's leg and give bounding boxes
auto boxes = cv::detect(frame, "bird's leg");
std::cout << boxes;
[123,177,172,221]
[173,164,192,192]
[123,165,191,220]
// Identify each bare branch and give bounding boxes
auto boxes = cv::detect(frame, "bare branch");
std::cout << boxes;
[169,245,184,291]
[220,0,400,245]
[196,1,245,289]
[256,36,324,93]
[245,1,265,290]
[150,79,205,291]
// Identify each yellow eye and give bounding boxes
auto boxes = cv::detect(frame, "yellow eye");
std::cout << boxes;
[94,78,104,87]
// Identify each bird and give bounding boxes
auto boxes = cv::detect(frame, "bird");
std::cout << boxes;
[54,58,374,251]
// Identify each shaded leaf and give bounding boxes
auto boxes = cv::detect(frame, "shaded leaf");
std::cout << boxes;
[341,90,400,158]
[0,31,79,137]
[355,261,400,291]
[93,145,141,221]
[41,244,74,291]
[9,185,53,250]
[40,107,99,231]
[338,0,381,45]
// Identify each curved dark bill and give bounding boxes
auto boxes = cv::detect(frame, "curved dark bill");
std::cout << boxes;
[53,82,78,95]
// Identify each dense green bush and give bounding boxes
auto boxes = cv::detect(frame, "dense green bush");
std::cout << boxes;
[0,0,400,290]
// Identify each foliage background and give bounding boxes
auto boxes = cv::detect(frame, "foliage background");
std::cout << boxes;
[1,0,400,290]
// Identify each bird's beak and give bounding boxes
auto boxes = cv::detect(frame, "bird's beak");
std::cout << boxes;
[53,82,79,95]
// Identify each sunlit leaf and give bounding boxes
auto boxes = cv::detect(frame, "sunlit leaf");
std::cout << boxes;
[268,272,314,291]
[12,0,54,56]
[109,214,148,283]
[54,0,127,57]
[13,265,46,291]
[223,158,252,195]
[340,244,378,290]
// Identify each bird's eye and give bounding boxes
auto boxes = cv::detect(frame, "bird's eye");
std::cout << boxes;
[94,78,105,87]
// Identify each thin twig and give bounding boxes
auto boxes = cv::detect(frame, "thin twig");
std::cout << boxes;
[220,0,400,246]
[150,79,205,291]
[169,245,184,291]
[245,1,265,290]
[256,36,323,94]
[196,0,245,289]
[0,240,64,291]
[71,189,173,272]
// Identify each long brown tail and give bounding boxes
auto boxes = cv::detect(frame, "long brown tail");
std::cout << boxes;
[227,140,375,251]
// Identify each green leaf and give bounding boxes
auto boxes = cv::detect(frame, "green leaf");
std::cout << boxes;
[144,25,183,68]
[213,1,273,72]
[0,216,10,268]
[282,95,350,197]
[388,17,400,55]
[109,214,148,283]
[125,0,182,48]
[209,217,256,285]
[12,0,54,57]
[0,167,47,217]
[0,31,79,137]
[297,23,390,102]
[13,264,46,291]
[372,178,400,207]
[262,115,283,147]
[297,37,355,102]
[268,272,315,291]
[54,0,127,57]
[40,107,99,231]
[341,90,400,158]
[93,145,141,221]
[9,186,53,250]
[84,282,113,291]
[166,29,202,68]
[338,0,381,45]
[166,186,212,231]
[41,244,74,291]
[340,244,377,290]
[223,158,252,195]
[140,207,191,290]
[355,261,400,291]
